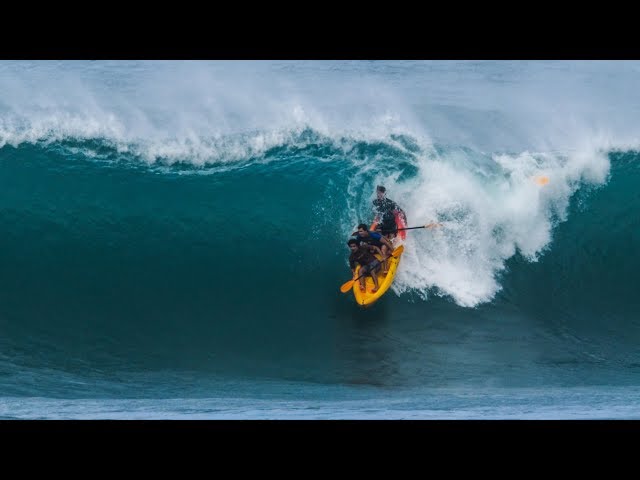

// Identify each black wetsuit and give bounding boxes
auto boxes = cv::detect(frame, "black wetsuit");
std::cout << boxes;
[373,197,405,234]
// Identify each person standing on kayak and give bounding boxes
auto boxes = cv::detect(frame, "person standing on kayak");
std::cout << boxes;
[347,239,382,293]
[352,223,394,275]
[372,185,407,239]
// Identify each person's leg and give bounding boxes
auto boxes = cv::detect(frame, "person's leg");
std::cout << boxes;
[381,244,390,274]
[358,266,367,292]
[369,261,381,292]
[381,222,396,273]
[370,275,379,292]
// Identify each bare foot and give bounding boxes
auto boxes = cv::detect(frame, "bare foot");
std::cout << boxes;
[371,287,378,293]
[359,285,366,292]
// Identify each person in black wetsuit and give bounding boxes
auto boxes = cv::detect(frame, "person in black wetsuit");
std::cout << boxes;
[372,185,407,239]
[347,238,382,293]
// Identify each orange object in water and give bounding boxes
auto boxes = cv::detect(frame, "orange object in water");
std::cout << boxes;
[535,176,550,186]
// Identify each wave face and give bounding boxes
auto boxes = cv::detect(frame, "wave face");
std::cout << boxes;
[1,61,639,417]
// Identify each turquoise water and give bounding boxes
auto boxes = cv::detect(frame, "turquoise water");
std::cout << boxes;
[0,61,639,418]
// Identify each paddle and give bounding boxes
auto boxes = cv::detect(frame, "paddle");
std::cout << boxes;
[374,222,444,234]
[355,223,444,235]
[395,222,443,232]
[340,245,404,293]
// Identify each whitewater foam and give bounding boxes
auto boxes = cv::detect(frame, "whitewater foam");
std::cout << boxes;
[386,146,610,307]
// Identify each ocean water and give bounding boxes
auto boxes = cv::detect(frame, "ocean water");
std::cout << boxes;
[1,60,639,419]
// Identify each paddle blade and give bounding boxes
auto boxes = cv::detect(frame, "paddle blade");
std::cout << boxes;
[534,175,550,185]
[340,279,355,293]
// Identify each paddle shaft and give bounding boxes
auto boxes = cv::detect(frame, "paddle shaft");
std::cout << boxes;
[396,225,429,231]
[382,223,442,233]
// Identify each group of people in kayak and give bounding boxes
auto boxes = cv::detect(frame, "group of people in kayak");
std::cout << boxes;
[347,185,407,293]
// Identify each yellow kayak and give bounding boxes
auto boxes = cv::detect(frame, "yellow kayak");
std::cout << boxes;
[352,246,403,307]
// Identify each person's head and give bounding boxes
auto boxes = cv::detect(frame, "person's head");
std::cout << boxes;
[357,223,369,236]
[376,185,386,200]
[347,238,359,251]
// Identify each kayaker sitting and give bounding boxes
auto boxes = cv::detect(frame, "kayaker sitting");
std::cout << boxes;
[352,223,394,275]
[347,239,382,293]
[372,185,407,240]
